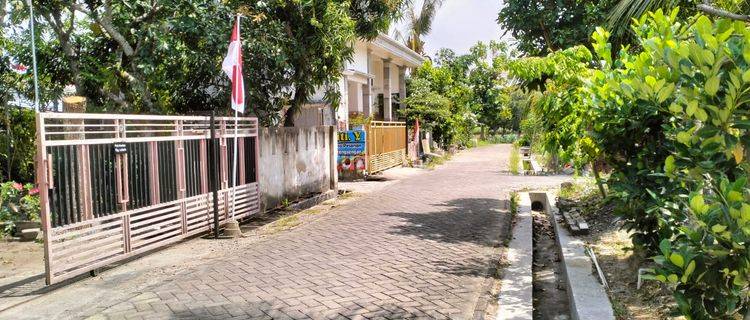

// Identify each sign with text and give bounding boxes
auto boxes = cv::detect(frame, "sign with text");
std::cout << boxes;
[337,130,366,179]
[113,143,128,154]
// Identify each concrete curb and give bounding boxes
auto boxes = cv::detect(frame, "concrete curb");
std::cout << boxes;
[532,192,615,320]
[283,190,337,212]
[495,193,533,320]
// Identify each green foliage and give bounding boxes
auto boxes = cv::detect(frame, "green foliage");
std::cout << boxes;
[1,0,401,126]
[0,106,36,183]
[500,3,750,316]
[497,0,619,55]
[509,191,519,215]
[509,46,599,169]
[404,41,522,149]
[402,60,475,147]
[509,144,520,175]
[576,9,750,317]
[0,181,40,235]
[484,133,519,145]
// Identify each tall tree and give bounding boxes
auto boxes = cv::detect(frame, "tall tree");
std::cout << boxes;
[498,0,618,56]
[394,0,444,54]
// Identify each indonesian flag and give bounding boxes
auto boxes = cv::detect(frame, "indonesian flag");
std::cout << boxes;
[222,16,245,113]
[10,63,28,74]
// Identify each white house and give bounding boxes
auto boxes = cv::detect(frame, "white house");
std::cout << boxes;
[296,34,424,129]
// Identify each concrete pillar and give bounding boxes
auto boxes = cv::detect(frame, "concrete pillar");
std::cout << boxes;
[363,50,373,117]
[354,83,363,112]
[398,66,406,120]
[382,58,392,121]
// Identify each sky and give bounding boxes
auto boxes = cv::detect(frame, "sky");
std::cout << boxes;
[416,0,511,58]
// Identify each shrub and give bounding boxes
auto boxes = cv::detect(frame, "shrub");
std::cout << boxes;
[0,107,37,183]
[588,9,750,318]
[0,181,40,235]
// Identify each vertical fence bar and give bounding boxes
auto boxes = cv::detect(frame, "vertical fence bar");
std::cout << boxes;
[175,120,187,235]
[148,141,160,204]
[220,120,228,219]
[209,112,220,238]
[78,145,92,221]
[238,137,245,185]
[200,139,208,194]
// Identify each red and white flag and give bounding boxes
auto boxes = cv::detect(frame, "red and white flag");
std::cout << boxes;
[222,16,245,113]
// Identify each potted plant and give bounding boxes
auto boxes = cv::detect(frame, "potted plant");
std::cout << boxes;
[0,182,41,241]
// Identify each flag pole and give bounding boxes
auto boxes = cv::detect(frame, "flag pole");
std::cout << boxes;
[28,0,40,112]
[230,14,240,221]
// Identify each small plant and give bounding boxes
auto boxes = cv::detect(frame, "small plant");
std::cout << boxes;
[509,191,519,216]
[509,144,521,175]
[0,181,40,235]
[348,114,372,126]
[280,198,291,209]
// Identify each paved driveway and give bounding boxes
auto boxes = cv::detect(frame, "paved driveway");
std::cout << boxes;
[4,145,567,319]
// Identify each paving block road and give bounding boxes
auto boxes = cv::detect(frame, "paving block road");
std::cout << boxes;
[2,144,567,320]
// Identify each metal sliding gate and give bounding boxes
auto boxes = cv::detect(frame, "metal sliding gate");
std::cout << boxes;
[35,113,260,284]
[366,121,407,174]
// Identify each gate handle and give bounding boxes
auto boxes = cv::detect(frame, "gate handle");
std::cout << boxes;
[121,154,130,203]
[46,154,54,189]
[116,154,130,204]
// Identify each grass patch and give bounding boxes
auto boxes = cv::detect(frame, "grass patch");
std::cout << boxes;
[265,215,301,234]
[337,191,358,201]
[509,191,519,216]
[509,144,521,175]
[426,153,452,169]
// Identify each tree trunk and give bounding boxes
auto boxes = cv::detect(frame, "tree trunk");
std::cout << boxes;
[284,86,307,127]
[591,161,607,198]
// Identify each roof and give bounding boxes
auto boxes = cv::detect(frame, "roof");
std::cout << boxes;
[369,34,425,68]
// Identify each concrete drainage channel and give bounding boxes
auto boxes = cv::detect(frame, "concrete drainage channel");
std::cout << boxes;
[496,192,614,320]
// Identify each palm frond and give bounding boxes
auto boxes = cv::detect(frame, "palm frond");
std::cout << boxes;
[607,0,678,34]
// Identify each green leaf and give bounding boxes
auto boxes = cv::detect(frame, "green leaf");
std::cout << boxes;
[712,224,727,233]
[670,253,685,268]
[742,69,750,83]
[668,274,679,283]
[685,260,696,277]
[659,239,671,256]
[664,155,676,175]
[705,75,720,96]
[686,101,698,116]
[690,194,707,215]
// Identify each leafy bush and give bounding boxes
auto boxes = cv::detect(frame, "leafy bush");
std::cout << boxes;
[587,9,750,318]
[511,5,750,316]
[0,181,40,235]
[0,107,37,183]
[484,133,519,144]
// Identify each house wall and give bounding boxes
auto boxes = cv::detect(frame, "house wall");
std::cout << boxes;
[349,42,369,72]
[259,126,337,212]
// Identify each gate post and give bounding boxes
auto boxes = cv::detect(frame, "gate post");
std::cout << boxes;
[35,113,53,285]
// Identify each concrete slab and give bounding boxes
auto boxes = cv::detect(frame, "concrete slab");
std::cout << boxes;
[496,193,533,320]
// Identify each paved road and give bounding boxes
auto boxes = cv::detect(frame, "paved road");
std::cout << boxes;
[6,145,568,320]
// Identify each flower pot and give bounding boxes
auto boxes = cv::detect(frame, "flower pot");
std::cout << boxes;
[14,221,41,241]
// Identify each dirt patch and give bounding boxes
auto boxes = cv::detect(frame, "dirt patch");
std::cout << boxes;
[559,180,675,320]
[0,239,44,281]
[532,211,570,320]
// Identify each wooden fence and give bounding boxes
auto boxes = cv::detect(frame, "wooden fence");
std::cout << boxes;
[35,113,260,285]
[366,121,406,174]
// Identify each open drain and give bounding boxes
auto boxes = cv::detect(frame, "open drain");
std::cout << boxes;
[532,210,571,320]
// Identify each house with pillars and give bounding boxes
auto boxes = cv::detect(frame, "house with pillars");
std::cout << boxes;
[335,34,425,131]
